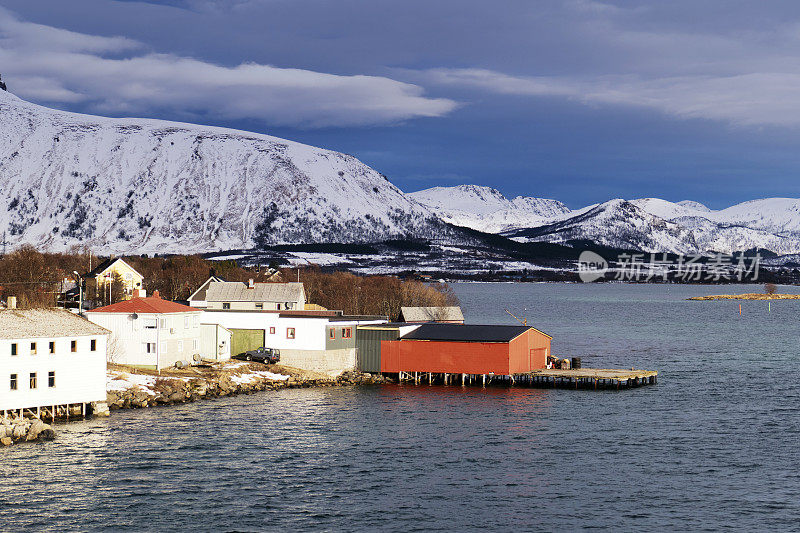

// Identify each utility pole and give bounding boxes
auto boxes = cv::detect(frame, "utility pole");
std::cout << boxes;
[73,271,83,316]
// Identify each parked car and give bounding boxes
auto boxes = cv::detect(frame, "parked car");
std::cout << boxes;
[235,347,280,364]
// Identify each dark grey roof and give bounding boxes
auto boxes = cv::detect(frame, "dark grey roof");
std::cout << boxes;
[85,257,142,279]
[328,315,388,322]
[400,323,536,343]
[85,258,115,277]
[187,275,226,302]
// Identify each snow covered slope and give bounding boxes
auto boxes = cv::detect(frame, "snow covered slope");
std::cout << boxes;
[5,84,800,257]
[507,199,701,254]
[413,186,800,255]
[0,90,444,253]
[506,197,800,254]
[408,184,571,233]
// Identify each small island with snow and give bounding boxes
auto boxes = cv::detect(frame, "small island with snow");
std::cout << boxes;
[688,284,800,300]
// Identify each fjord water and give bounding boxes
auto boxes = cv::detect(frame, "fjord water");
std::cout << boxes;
[3,283,800,531]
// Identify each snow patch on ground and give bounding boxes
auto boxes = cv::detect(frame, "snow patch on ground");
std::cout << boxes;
[230,370,289,384]
[107,363,290,394]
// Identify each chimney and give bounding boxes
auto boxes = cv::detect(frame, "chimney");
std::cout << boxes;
[135,288,147,298]
[152,290,160,299]
[7,296,16,309]
[248,279,255,289]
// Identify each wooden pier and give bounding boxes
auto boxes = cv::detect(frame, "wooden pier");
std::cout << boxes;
[393,368,657,390]
[527,368,658,389]
[1,403,93,422]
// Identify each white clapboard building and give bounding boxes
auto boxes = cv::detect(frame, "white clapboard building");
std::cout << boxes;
[0,308,109,417]
[86,291,203,370]
[200,309,386,375]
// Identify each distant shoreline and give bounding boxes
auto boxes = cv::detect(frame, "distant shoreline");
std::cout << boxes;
[688,293,800,301]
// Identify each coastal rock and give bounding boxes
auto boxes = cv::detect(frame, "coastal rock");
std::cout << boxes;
[92,401,111,417]
[168,391,185,403]
[26,419,47,441]
[12,423,27,440]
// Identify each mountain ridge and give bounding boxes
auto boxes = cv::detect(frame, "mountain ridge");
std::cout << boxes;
[411,185,800,255]
[4,87,800,258]
[0,89,447,254]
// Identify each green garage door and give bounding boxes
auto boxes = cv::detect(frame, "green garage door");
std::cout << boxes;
[230,329,265,357]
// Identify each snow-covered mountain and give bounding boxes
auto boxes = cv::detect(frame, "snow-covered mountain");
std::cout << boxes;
[5,84,800,258]
[413,186,800,255]
[408,184,571,233]
[0,89,446,254]
[507,197,800,254]
[507,199,702,254]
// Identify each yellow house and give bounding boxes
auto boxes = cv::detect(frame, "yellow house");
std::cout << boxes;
[86,257,144,299]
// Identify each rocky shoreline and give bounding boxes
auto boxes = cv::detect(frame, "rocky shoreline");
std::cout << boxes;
[1,364,391,447]
[106,364,392,411]
[0,416,56,446]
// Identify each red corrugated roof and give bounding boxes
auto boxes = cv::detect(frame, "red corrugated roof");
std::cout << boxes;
[87,296,198,314]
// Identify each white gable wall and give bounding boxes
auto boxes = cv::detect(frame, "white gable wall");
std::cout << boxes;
[200,324,232,361]
[200,312,327,351]
[87,311,202,369]
[0,334,108,411]
[200,311,387,352]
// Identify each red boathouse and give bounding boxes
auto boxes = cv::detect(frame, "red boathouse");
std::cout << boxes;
[380,323,552,375]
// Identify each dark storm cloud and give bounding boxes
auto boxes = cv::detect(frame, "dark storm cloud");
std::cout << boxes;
[4,0,800,205]
[0,6,456,126]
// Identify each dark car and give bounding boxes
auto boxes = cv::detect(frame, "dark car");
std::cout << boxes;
[236,347,280,364]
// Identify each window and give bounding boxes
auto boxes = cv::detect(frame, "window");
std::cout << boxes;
[48,371,55,388]
[329,329,336,340]
[342,328,352,339]
[269,327,275,334]
[193,339,199,351]
[144,318,157,329]
[49,341,55,354]
[160,318,168,329]
[10,374,17,391]
[193,316,199,328]
[29,372,37,389]
[177,340,184,352]
[30,342,37,355]
[11,343,17,356]
[286,327,295,339]
[255,303,263,310]
[143,343,156,354]
[184,316,190,329]
[222,303,231,310]
[70,340,77,353]
[277,303,282,310]
[90,339,97,351]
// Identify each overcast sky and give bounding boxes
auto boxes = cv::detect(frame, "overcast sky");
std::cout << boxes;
[3,0,800,207]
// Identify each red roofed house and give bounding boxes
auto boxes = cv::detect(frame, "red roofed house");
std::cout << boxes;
[86,291,203,370]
